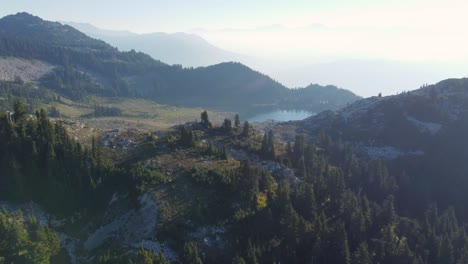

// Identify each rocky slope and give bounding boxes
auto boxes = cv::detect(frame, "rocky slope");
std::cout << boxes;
[276,78,468,159]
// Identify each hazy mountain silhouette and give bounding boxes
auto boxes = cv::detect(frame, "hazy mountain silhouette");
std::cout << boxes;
[0,13,360,112]
[65,21,246,67]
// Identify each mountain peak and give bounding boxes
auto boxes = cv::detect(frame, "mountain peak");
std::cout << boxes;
[6,12,40,21]
[0,12,113,50]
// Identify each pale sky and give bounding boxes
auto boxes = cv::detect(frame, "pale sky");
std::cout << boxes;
[2,0,468,96]
[2,0,468,62]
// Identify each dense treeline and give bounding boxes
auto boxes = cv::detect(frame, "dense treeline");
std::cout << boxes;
[88,104,123,117]
[1,106,468,263]
[40,66,105,100]
[280,84,361,112]
[0,101,116,213]
[214,132,468,263]
[0,210,60,264]
[150,120,468,263]
[0,80,56,112]
[0,37,154,98]
[97,247,170,264]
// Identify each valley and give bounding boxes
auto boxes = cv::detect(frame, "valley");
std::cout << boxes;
[1,10,468,264]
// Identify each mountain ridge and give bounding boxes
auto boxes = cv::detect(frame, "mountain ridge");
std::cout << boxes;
[274,77,468,217]
[0,12,360,113]
[64,21,246,67]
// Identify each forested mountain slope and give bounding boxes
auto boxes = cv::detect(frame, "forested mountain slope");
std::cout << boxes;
[8,11,468,264]
[277,77,468,219]
[0,13,359,112]
[3,96,468,263]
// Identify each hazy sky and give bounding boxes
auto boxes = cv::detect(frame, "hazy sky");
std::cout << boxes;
[3,0,468,62]
[2,0,468,96]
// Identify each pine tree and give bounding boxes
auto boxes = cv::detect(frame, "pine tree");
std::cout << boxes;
[286,141,293,159]
[234,114,241,131]
[328,222,351,264]
[353,242,372,264]
[13,100,26,122]
[232,254,246,264]
[133,247,170,264]
[268,130,275,159]
[221,146,229,160]
[437,236,454,264]
[223,118,232,133]
[201,110,212,129]
[182,241,203,264]
[261,133,269,156]
[293,134,305,164]
[242,121,250,137]
[340,225,352,264]
[246,239,259,264]
[382,195,398,225]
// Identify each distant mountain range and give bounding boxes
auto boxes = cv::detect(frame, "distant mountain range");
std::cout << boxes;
[64,21,245,67]
[62,21,468,98]
[0,12,360,113]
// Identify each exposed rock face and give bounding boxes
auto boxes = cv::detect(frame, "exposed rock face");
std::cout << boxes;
[229,147,298,184]
[84,192,159,250]
[0,57,54,82]
[274,78,468,160]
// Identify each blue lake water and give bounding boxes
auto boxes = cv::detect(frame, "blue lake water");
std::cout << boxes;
[246,110,315,122]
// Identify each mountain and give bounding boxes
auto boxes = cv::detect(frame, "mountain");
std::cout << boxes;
[0,13,359,113]
[0,12,112,50]
[276,77,468,216]
[279,83,360,111]
[3,78,468,263]
[64,21,246,67]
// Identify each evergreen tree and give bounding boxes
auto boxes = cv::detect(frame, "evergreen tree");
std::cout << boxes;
[234,114,241,132]
[286,141,293,158]
[268,130,275,159]
[232,254,246,264]
[261,133,269,156]
[13,100,26,121]
[293,134,305,164]
[223,118,232,133]
[179,126,197,147]
[182,241,203,264]
[353,242,372,264]
[0,210,60,264]
[132,247,170,264]
[221,146,229,160]
[437,236,455,264]
[260,130,276,159]
[242,121,250,137]
[200,110,212,129]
